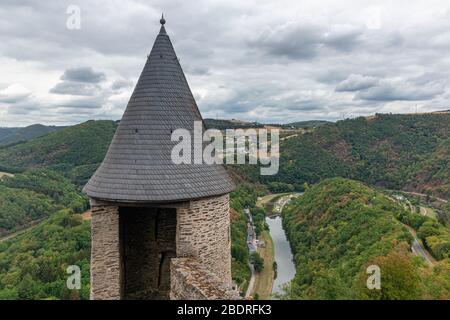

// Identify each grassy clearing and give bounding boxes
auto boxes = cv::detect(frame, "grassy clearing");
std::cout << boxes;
[252,230,275,299]
[256,193,288,208]
[419,206,438,220]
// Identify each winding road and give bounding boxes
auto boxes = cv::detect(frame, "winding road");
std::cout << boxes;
[388,193,439,266]
[245,263,256,298]
[411,239,433,266]
[0,218,44,243]
[400,191,448,204]
[405,225,435,266]
[244,208,257,298]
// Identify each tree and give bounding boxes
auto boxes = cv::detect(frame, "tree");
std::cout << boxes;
[250,252,264,273]
[17,274,41,300]
[417,222,440,241]
[355,249,423,300]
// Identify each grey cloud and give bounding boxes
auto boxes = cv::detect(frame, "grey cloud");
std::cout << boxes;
[355,81,444,101]
[323,28,362,52]
[185,65,210,76]
[7,105,38,115]
[50,67,107,96]
[111,79,133,91]
[50,82,100,96]
[61,67,106,83]
[336,74,379,92]
[2,0,450,125]
[55,97,105,109]
[285,100,324,112]
[220,102,252,114]
[315,70,348,84]
[0,93,30,103]
[7,99,41,115]
[250,24,324,60]
[250,23,363,60]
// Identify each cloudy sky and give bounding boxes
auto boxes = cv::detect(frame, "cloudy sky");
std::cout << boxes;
[1,0,450,126]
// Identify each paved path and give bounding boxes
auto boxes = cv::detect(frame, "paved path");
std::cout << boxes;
[405,225,435,266]
[280,134,299,141]
[0,210,91,243]
[244,208,257,298]
[245,263,256,298]
[384,193,437,266]
[0,218,44,243]
[402,191,448,204]
[411,239,434,266]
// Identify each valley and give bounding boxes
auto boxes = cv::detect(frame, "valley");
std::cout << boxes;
[0,112,448,299]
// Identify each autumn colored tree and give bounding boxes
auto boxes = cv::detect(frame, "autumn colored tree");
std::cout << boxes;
[355,249,422,300]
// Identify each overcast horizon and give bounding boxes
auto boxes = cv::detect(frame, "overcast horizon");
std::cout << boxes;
[1,0,450,127]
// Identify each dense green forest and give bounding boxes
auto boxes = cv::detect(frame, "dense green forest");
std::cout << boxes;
[238,113,449,198]
[282,178,450,299]
[0,113,448,300]
[0,169,88,236]
[0,124,64,147]
[204,118,264,130]
[0,120,117,186]
[0,210,91,299]
[1,114,448,195]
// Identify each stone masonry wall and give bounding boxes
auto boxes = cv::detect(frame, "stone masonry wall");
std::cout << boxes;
[176,194,232,285]
[90,205,122,300]
[90,193,233,300]
[170,258,241,300]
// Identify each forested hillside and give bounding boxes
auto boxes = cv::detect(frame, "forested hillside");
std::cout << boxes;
[0,120,117,186]
[0,113,448,300]
[282,178,450,299]
[251,113,449,198]
[1,114,448,196]
[0,210,91,299]
[205,118,264,130]
[0,169,88,237]
[0,124,64,147]
[282,120,330,129]
[0,184,257,299]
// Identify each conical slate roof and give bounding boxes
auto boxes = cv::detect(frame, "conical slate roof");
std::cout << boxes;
[83,19,235,203]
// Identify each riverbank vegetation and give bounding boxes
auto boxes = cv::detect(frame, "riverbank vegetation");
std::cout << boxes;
[251,230,275,299]
[282,178,450,299]
[229,184,261,294]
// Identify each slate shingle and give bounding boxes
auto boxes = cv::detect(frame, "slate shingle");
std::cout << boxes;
[83,23,235,203]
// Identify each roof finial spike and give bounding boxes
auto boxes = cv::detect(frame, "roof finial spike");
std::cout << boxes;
[160,13,166,25]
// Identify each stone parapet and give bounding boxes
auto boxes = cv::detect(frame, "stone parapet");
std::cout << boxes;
[170,258,241,300]
[90,205,122,300]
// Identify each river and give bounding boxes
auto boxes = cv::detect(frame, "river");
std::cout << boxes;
[266,215,296,296]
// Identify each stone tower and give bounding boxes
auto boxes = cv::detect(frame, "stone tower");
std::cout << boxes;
[83,17,236,300]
